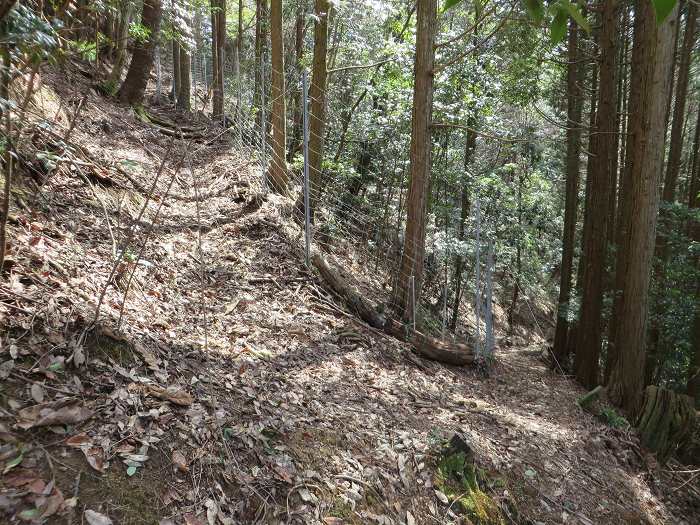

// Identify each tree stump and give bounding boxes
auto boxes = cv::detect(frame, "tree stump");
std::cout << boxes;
[636,385,696,464]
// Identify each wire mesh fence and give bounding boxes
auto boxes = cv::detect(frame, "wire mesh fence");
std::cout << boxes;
[158,40,496,357]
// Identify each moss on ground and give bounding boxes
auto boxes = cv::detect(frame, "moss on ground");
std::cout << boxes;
[435,449,505,525]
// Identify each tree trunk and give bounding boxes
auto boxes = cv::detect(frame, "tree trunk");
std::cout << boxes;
[391,0,437,321]
[0,28,11,274]
[573,0,618,389]
[607,0,677,415]
[663,3,696,204]
[177,44,191,111]
[289,5,305,161]
[300,0,330,219]
[569,27,599,358]
[118,0,162,105]
[254,0,268,112]
[210,0,226,120]
[687,109,700,405]
[552,19,583,369]
[172,39,180,101]
[646,3,697,383]
[268,0,287,193]
[108,2,133,88]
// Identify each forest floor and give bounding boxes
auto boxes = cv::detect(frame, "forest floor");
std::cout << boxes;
[0,62,698,525]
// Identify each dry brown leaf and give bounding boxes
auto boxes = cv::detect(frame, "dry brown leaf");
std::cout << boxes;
[183,512,206,525]
[84,509,113,525]
[65,433,92,448]
[172,450,189,473]
[17,400,92,429]
[30,383,44,403]
[148,385,193,406]
[38,487,65,519]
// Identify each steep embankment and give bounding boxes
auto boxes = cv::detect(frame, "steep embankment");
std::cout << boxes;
[0,63,697,524]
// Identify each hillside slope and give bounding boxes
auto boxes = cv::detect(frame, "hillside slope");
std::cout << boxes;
[0,63,697,525]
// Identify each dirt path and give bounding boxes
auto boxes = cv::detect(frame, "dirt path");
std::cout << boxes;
[1,68,697,524]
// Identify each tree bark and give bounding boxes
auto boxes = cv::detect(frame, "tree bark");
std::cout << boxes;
[302,0,330,219]
[254,0,268,112]
[108,1,133,88]
[289,4,305,161]
[663,3,696,204]
[607,0,677,415]
[552,19,583,369]
[636,385,696,463]
[177,44,191,111]
[118,0,162,105]
[172,39,180,101]
[392,0,437,321]
[450,126,475,331]
[268,0,288,193]
[574,0,618,389]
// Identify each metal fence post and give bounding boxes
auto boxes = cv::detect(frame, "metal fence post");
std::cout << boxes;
[302,70,311,267]
[485,236,495,357]
[411,274,416,332]
[474,199,481,357]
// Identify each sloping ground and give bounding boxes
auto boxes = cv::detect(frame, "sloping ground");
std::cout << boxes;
[0,65,698,524]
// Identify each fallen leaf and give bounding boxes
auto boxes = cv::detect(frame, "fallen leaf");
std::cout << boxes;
[3,452,23,474]
[406,511,416,525]
[39,488,64,519]
[72,346,86,367]
[183,512,206,525]
[30,384,45,403]
[17,400,92,429]
[65,433,92,448]
[148,385,193,406]
[434,489,449,504]
[82,446,105,472]
[17,508,41,521]
[85,509,113,525]
[172,450,189,473]
[126,465,137,476]
[205,498,218,525]
[0,422,17,443]
[323,518,345,524]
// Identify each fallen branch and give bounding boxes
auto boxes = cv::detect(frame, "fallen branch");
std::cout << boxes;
[311,253,474,366]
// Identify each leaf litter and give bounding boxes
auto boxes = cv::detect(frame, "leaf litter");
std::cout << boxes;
[0,61,697,525]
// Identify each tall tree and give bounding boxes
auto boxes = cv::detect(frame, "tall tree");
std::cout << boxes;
[118,0,163,105]
[304,0,330,218]
[392,0,437,321]
[573,0,618,388]
[210,0,226,120]
[289,2,305,161]
[108,1,134,88]
[268,0,287,192]
[663,3,696,203]
[177,41,191,110]
[552,19,583,369]
[688,110,700,403]
[607,0,678,414]
[254,0,268,112]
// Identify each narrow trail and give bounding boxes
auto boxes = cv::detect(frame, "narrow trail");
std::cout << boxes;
[0,66,696,525]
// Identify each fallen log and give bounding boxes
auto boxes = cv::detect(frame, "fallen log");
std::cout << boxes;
[311,253,474,366]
